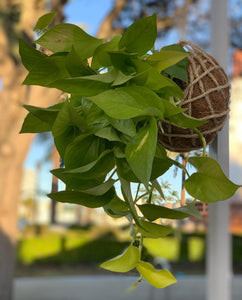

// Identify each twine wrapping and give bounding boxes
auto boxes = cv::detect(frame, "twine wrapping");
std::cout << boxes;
[158,41,230,153]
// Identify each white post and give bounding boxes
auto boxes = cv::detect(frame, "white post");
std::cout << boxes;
[207,0,232,300]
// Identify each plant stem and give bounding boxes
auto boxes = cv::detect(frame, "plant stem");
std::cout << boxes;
[194,127,207,156]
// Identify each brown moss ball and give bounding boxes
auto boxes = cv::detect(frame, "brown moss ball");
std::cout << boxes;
[158,41,230,153]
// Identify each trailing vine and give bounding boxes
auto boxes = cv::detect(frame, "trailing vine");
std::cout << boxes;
[20,12,241,289]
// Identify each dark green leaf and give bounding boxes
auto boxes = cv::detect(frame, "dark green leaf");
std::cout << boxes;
[64,134,103,169]
[20,112,51,133]
[23,104,61,126]
[52,101,87,137]
[125,117,157,186]
[136,261,176,288]
[138,201,202,221]
[35,23,103,58]
[51,168,103,190]
[119,14,157,55]
[34,12,57,32]
[48,187,115,208]
[82,179,116,196]
[19,39,46,71]
[138,220,172,238]
[65,150,113,175]
[150,157,173,180]
[116,158,141,183]
[120,178,142,227]
[184,157,241,202]
[104,196,129,218]
[88,86,164,119]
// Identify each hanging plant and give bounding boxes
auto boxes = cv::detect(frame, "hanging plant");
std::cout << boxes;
[19,12,241,289]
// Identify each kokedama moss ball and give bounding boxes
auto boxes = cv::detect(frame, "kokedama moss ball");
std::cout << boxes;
[158,41,230,153]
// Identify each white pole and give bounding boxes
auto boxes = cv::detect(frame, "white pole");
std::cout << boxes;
[207,0,232,300]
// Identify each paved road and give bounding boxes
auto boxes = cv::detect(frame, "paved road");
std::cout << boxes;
[14,275,242,300]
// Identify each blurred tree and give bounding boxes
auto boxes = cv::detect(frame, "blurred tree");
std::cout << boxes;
[0,1,67,299]
[98,0,242,50]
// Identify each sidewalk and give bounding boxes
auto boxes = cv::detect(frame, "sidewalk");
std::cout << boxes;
[14,275,242,300]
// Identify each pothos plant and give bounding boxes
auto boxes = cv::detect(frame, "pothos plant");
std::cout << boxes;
[19,12,241,289]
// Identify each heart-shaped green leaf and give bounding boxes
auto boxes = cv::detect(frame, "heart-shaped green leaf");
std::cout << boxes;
[136,261,177,288]
[35,23,103,58]
[119,14,157,56]
[88,86,164,119]
[34,12,57,32]
[184,157,241,202]
[100,245,140,272]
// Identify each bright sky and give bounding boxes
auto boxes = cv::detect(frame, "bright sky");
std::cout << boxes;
[24,0,183,198]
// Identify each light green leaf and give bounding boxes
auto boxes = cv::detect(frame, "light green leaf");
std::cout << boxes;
[48,188,115,208]
[48,77,110,96]
[132,60,184,97]
[66,47,95,77]
[125,117,157,186]
[138,220,172,238]
[100,245,140,272]
[92,34,122,69]
[138,201,202,221]
[109,52,136,75]
[161,44,188,82]
[119,14,157,55]
[148,50,189,72]
[88,86,164,119]
[111,70,134,86]
[95,126,121,141]
[34,12,57,32]
[168,112,207,128]
[136,261,177,288]
[184,157,241,202]
[35,23,103,58]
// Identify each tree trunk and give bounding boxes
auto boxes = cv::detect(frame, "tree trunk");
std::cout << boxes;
[0,1,67,297]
